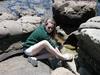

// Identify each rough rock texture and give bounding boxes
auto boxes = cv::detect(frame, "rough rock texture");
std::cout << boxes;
[0,12,17,21]
[79,16,100,29]
[51,67,75,75]
[0,16,41,38]
[53,0,96,34]
[17,15,42,24]
[0,56,51,75]
[77,16,100,75]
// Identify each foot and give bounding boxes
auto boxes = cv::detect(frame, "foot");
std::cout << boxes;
[62,53,73,61]
[28,57,38,67]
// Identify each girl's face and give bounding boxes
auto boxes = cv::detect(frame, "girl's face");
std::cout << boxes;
[45,19,54,33]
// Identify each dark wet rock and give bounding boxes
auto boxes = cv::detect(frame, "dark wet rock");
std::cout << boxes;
[53,0,96,34]
[0,35,27,54]
[76,16,100,75]
[64,33,78,48]
[0,49,23,62]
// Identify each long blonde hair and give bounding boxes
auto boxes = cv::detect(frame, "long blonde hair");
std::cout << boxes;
[45,18,57,38]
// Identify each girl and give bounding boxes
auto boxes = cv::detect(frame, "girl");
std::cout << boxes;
[23,18,73,61]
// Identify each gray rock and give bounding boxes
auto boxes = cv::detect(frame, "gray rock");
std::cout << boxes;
[0,56,51,75]
[0,16,41,38]
[79,16,100,29]
[17,16,42,24]
[0,20,22,37]
[87,16,100,22]
[51,67,75,75]
[0,12,17,21]
[79,22,100,29]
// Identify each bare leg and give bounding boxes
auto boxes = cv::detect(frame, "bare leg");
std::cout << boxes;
[25,40,68,60]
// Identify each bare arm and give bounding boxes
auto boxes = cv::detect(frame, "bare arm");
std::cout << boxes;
[55,47,61,53]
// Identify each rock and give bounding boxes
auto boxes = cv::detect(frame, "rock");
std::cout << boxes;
[77,16,100,75]
[0,56,51,75]
[79,28,100,61]
[51,67,75,75]
[79,16,100,29]
[0,12,17,21]
[0,49,23,62]
[0,24,9,38]
[79,22,100,29]
[0,20,22,36]
[53,0,96,33]
[79,67,92,75]
[0,15,41,38]
[64,33,78,48]
[18,9,35,17]
[20,23,37,33]
[87,16,100,22]
[0,0,36,17]
[17,15,42,24]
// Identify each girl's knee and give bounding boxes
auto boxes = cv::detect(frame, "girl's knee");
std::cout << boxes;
[24,48,33,56]
[42,40,49,44]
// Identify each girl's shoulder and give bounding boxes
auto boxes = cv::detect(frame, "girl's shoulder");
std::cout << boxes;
[36,24,45,30]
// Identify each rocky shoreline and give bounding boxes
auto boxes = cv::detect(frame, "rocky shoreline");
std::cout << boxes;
[0,0,99,75]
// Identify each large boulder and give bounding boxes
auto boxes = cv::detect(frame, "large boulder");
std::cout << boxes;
[0,12,17,22]
[53,0,96,34]
[0,16,42,38]
[0,56,51,75]
[77,16,100,75]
